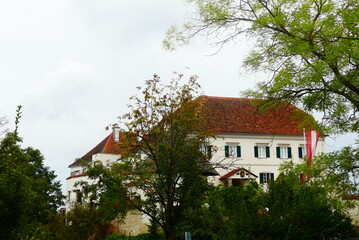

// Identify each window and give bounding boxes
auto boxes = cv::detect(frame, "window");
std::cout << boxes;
[200,145,212,158]
[225,145,241,158]
[70,170,81,176]
[276,146,292,158]
[254,146,270,158]
[75,190,82,203]
[298,145,306,158]
[260,172,274,184]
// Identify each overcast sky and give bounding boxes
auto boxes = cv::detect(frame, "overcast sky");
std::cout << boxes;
[0,0,356,194]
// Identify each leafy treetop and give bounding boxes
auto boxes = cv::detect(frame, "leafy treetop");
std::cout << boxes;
[83,74,212,240]
[164,0,359,133]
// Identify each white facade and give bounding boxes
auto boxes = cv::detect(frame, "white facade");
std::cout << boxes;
[207,133,324,186]
[67,132,325,209]
[66,152,121,211]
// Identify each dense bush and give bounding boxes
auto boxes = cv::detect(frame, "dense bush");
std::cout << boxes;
[183,177,357,240]
[106,233,165,240]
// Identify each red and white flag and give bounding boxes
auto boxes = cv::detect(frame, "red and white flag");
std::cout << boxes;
[300,130,320,183]
[305,130,320,166]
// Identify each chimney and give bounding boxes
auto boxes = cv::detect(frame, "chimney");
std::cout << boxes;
[112,124,120,142]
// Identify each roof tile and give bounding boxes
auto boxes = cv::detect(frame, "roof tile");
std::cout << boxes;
[69,132,126,167]
[201,96,317,135]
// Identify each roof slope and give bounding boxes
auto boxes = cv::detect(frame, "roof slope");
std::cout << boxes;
[69,132,126,167]
[219,168,258,180]
[201,96,316,135]
[69,96,318,168]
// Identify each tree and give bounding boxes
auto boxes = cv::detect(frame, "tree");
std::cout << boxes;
[164,0,358,133]
[182,182,265,240]
[0,106,64,239]
[317,145,359,196]
[280,148,359,209]
[262,173,355,240]
[188,177,356,240]
[65,204,107,240]
[83,74,212,240]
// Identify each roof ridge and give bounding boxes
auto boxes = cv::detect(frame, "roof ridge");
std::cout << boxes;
[68,134,111,167]
[201,95,268,101]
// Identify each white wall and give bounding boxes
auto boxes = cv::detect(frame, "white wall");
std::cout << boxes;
[208,133,325,185]
[66,153,121,211]
[66,133,325,210]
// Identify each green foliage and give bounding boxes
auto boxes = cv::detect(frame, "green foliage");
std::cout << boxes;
[318,145,359,196]
[187,177,356,240]
[42,204,114,240]
[183,182,266,240]
[65,204,107,240]
[83,74,212,240]
[0,107,64,239]
[166,0,359,134]
[106,233,165,240]
[263,174,355,240]
[42,212,68,240]
[280,145,359,209]
[14,105,22,136]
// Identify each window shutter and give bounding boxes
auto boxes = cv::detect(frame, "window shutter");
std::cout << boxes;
[260,173,264,184]
[288,147,292,158]
[237,146,241,157]
[266,146,270,158]
[298,147,303,158]
[276,147,281,158]
[225,146,229,157]
[207,146,212,158]
[254,146,258,158]
[270,173,274,181]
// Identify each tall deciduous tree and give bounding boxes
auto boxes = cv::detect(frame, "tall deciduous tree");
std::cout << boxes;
[83,74,212,240]
[0,106,64,239]
[165,0,358,133]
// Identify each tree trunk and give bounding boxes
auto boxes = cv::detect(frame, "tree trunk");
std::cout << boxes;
[165,230,175,240]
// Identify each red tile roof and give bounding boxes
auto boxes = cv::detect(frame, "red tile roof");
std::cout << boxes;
[219,168,258,180]
[69,96,318,168]
[68,132,126,167]
[201,96,317,135]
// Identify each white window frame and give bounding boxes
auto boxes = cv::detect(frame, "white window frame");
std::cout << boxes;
[299,145,306,158]
[228,145,237,157]
[225,143,241,158]
[200,145,212,157]
[261,172,274,184]
[280,146,288,159]
[258,146,267,158]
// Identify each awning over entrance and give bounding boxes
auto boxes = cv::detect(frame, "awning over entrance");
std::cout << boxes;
[219,168,258,186]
